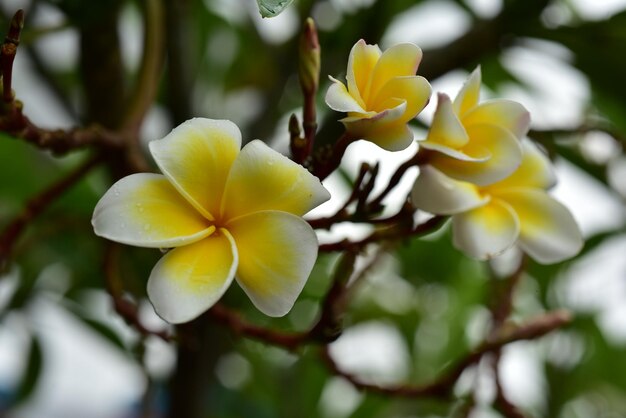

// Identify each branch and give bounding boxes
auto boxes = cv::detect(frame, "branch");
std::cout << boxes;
[321,310,572,398]
[103,243,172,342]
[0,108,126,154]
[319,215,446,252]
[122,0,165,132]
[0,9,24,103]
[0,154,103,269]
[208,251,360,350]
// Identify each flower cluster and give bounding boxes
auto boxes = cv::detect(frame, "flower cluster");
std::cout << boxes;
[92,39,582,324]
[327,42,582,263]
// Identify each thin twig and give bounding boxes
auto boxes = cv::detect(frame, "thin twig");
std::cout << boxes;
[0,9,24,103]
[103,243,172,342]
[318,215,446,252]
[0,154,103,270]
[321,310,572,398]
[122,0,165,132]
[0,110,126,153]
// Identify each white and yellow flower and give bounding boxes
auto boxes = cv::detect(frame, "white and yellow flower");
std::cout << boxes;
[420,67,530,186]
[325,39,431,151]
[412,140,583,264]
[92,118,330,323]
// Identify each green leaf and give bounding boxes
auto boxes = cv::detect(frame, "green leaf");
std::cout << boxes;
[256,0,295,18]
[13,333,44,405]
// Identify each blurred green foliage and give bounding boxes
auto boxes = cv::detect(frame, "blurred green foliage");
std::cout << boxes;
[1,0,626,417]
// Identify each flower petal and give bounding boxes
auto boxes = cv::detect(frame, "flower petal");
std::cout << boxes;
[347,40,381,108]
[452,198,520,260]
[367,43,422,103]
[420,140,490,162]
[92,173,214,248]
[411,165,489,215]
[372,75,431,122]
[342,101,414,151]
[429,123,522,186]
[149,118,242,219]
[343,98,406,126]
[325,76,367,114]
[488,139,556,191]
[147,230,238,323]
[453,66,481,117]
[221,140,330,219]
[462,99,531,139]
[227,211,318,317]
[497,189,583,264]
[424,93,469,149]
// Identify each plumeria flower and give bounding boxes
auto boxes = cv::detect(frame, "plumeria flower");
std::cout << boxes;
[412,139,583,264]
[92,118,330,323]
[420,67,530,186]
[325,39,431,151]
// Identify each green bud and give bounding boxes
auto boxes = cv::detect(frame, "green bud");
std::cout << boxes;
[299,18,321,95]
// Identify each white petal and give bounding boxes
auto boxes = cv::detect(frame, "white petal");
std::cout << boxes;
[497,189,583,264]
[227,211,318,317]
[149,118,242,219]
[325,76,367,113]
[92,173,214,248]
[411,165,489,215]
[452,199,520,260]
[147,230,238,324]
[221,140,330,220]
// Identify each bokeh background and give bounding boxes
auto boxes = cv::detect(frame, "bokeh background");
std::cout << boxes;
[1,0,626,417]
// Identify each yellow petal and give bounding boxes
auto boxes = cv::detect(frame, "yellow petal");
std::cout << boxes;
[452,198,520,260]
[347,40,381,109]
[325,76,367,114]
[147,230,238,323]
[462,99,531,139]
[453,66,481,117]
[367,43,423,103]
[227,211,318,317]
[497,189,583,264]
[221,140,330,220]
[411,165,489,215]
[429,123,522,186]
[371,75,431,122]
[92,173,214,248]
[149,118,242,219]
[488,139,556,192]
[424,93,469,149]
[342,100,414,151]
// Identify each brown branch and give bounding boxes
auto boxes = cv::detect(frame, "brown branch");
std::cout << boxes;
[122,0,165,133]
[321,310,572,399]
[291,18,321,164]
[319,214,446,252]
[0,9,24,103]
[208,304,309,351]
[0,107,126,154]
[103,243,172,342]
[208,251,360,350]
[312,132,355,180]
[0,154,103,270]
